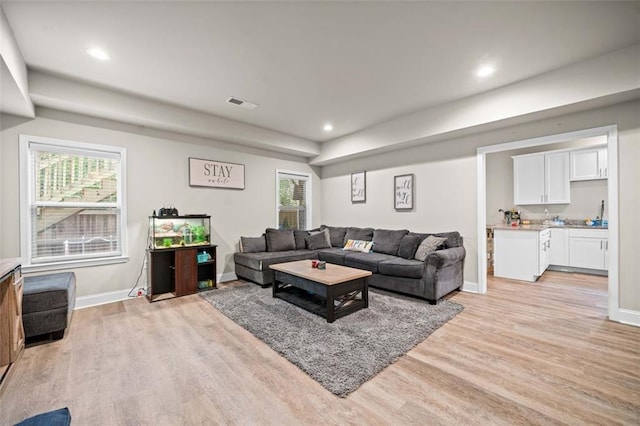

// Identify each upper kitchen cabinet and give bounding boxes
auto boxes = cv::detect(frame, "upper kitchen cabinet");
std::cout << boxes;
[570,147,608,181]
[513,151,570,205]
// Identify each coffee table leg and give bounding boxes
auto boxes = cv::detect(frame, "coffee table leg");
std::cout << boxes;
[272,278,280,298]
[363,278,369,308]
[326,286,335,323]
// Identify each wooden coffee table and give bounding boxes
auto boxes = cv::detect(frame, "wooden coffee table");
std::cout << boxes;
[270,260,372,323]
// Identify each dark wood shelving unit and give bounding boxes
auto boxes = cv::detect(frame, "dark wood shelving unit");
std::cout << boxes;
[146,244,217,302]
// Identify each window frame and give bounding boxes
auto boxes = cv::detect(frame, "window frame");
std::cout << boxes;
[19,135,128,272]
[275,169,312,230]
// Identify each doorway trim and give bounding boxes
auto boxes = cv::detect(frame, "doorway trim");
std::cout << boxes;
[476,125,619,321]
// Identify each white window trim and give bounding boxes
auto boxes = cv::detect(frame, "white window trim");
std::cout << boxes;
[19,134,128,272]
[275,169,312,230]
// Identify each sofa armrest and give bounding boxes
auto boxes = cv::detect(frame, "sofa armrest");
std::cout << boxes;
[425,246,466,269]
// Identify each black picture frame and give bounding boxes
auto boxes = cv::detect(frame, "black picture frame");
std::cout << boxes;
[394,174,413,210]
[351,171,366,203]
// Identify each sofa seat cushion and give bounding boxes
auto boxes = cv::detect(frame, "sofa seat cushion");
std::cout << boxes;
[344,252,398,273]
[234,250,317,271]
[23,272,75,313]
[317,247,349,265]
[378,258,426,279]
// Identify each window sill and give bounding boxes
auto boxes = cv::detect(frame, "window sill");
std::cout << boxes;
[22,255,129,274]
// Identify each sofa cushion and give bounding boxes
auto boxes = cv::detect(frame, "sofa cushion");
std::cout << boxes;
[321,225,348,247]
[397,234,422,259]
[234,250,317,271]
[293,230,310,250]
[317,247,349,265]
[344,252,398,273]
[265,228,296,252]
[240,235,266,253]
[414,235,447,261]
[372,229,409,256]
[306,230,332,250]
[378,258,426,279]
[408,231,462,249]
[344,227,374,242]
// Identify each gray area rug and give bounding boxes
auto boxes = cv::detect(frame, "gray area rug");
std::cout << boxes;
[200,284,463,397]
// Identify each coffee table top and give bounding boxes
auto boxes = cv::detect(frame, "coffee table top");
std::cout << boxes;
[270,260,372,285]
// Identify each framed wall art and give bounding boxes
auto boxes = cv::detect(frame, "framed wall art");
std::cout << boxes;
[351,171,366,203]
[189,157,245,189]
[394,174,413,210]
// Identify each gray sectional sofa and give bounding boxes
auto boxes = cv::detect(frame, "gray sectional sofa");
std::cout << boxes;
[234,225,465,304]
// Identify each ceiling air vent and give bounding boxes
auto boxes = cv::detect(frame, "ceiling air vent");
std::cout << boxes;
[226,97,259,110]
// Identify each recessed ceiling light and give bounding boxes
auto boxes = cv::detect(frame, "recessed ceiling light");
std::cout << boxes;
[86,47,110,61]
[323,123,333,132]
[476,65,495,78]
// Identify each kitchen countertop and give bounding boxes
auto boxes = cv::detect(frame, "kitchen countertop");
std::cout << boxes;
[489,224,609,231]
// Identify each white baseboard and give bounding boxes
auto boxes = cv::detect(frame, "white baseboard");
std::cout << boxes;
[218,272,237,283]
[461,281,479,293]
[614,308,640,327]
[75,273,239,309]
[75,289,133,309]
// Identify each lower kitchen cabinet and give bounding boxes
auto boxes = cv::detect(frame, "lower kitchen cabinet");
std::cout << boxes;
[549,228,569,266]
[569,228,608,271]
[494,229,550,282]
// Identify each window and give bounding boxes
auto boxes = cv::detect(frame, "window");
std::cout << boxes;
[276,170,311,230]
[20,135,127,270]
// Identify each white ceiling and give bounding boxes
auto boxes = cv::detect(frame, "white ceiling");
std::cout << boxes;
[2,1,640,146]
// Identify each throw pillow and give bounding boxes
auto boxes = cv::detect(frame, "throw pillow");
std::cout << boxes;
[414,235,447,261]
[343,239,373,253]
[240,235,266,253]
[265,228,296,252]
[397,234,421,259]
[305,229,332,250]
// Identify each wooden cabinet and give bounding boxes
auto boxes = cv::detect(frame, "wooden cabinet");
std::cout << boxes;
[570,147,607,181]
[513,152,570,205]
[569,228,608,271]
[0,259,24,392]
[147,245,217,302]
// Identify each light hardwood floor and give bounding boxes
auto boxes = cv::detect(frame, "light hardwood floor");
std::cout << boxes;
[1,272,639,425]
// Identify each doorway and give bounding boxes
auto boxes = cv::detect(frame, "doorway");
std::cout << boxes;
[476,125,619,321]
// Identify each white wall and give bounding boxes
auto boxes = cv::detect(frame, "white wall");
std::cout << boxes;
[486,137,608,226]
[0,110,321,300]
[321,100,640,312]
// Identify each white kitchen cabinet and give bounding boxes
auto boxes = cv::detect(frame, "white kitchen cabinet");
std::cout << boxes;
[568,228,608,271]
[513,152,570,205]
[494,229,549,282]
[549,228,569,266]
[570,147,607,181]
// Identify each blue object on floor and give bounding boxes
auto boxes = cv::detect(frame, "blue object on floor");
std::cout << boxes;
[14,407,71,426]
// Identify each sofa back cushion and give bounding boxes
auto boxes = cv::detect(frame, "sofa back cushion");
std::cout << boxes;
[407,231,463,249]
[344,227,374,242]
[372,229,409,256]
[240,235,267,253]
[321,225,348,247]
[293,230,310,250]
[265,228,296,252]
[397,234,422,259]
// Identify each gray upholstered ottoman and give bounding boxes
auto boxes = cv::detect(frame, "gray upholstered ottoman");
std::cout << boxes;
[23,272,76,340]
